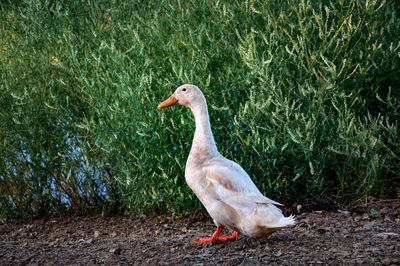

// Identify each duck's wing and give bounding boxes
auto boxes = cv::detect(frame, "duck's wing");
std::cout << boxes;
[204,158,282,206]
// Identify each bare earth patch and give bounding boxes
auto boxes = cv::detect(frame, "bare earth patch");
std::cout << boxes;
[1,201,399,265]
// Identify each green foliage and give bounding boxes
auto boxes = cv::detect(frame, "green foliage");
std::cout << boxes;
[0,0,399,221]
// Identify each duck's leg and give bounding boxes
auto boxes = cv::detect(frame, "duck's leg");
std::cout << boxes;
[194,226,239,244]
[219,231,239,242]
[194,226,223,244]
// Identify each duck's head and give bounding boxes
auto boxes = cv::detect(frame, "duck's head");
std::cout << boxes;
[157,84,205,110]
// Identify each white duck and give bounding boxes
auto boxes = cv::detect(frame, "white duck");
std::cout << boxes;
[158,84,295,243]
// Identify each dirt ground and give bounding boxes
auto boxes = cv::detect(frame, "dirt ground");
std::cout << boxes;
[1,200,399,265]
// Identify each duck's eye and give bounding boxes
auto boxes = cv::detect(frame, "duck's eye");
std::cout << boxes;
[182,88,187,92]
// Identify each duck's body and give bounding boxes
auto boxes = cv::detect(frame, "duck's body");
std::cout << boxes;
[158,84,295,243]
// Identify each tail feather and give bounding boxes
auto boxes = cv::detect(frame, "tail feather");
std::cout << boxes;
[264,214,296,228]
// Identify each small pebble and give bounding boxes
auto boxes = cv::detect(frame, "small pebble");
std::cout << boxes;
[110,247,121,255]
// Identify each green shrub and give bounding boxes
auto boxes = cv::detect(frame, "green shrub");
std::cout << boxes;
[0,0,399,221]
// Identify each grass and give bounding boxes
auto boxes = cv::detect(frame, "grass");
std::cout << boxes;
[0,0,399,221]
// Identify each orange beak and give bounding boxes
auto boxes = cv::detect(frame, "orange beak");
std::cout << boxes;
[157,95,178,109]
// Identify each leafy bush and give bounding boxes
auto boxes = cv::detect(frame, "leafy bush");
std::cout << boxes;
[0,0,399,221]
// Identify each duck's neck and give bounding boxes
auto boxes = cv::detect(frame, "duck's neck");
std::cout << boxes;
[189,100,219,158]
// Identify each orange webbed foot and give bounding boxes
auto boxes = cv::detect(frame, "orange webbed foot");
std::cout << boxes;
[194,226,239,244]
[218,231,239,242]
[193,237,216,244]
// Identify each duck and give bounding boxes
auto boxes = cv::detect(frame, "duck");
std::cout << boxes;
[158,84,295,244]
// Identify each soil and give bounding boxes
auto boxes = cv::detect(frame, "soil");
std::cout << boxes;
[1,200,399,265]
